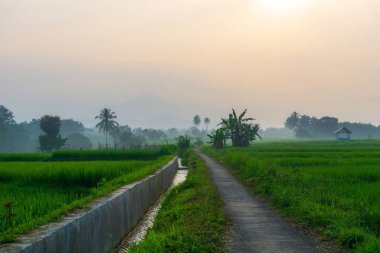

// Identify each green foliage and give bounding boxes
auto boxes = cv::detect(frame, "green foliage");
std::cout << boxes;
[39,115,66,152]
[158,145,177,156]
[39,135,66,152]
[0,157,171,244]
[40,115,61,136]
[176,135,191,157]
[213,108,261,148]
[207,129,225,149]
[129,151,225,253]
[204,140,380,252]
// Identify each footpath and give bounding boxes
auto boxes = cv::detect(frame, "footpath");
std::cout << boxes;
[196,151,321,253]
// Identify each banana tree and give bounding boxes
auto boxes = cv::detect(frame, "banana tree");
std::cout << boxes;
[219,109,261,147]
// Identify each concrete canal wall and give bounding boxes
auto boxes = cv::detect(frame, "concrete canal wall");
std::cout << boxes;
[0,157,178,253]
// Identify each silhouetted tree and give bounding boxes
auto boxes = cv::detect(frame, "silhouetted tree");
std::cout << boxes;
[204,117,211,132]
[39,115,66,152]
[95,108,119,149]
[193,115,201,128]
[119,126,134,148]
[0,105,15,129]
[66,133,92,149]
[167,128,178,137]
[284,112,300,130]
[60,119,85,137]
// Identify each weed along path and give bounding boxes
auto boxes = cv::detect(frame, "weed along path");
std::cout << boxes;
[196,150,321,253]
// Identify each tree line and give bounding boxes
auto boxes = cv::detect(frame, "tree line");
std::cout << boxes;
[285,112,380,139]
[0,105,206,152]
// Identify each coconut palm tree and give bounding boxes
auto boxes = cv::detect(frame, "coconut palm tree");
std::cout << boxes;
[95,108,119,149]
[204,117,211,132]
[193,115,201,128]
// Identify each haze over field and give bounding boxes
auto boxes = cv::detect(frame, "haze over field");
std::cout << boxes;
[1,0,379,128]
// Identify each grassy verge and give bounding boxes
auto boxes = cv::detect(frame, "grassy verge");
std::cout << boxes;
[0,157,172,244]
[204,141,380,253]
[129,150,226,253]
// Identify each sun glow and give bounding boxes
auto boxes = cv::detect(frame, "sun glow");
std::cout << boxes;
[259,0,311,12]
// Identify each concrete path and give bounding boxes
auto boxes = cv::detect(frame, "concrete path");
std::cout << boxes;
[196,151,321,253]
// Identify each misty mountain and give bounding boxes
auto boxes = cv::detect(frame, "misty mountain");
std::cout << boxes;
[113,93,221,129]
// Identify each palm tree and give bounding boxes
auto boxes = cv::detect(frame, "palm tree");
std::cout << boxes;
[193,115,201,128]
[95,108,119,149]
[204,117,211,132]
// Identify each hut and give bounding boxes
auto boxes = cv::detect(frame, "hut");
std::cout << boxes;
[334,127,352,140]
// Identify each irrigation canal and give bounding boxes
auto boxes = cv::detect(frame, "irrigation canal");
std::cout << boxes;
[116,159,188,252]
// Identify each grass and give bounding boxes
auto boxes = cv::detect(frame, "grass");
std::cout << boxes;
[0,153,50,162]
[129,150,226,253]
[204,140,380,253]
[51,149,166,161]
[0,148,172,162]
[0,156,172,244]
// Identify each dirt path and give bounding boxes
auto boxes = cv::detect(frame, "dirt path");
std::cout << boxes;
[196,151,321,253]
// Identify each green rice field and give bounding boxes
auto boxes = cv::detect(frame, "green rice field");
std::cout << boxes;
[0,151,172,244]
[204,140,380,253]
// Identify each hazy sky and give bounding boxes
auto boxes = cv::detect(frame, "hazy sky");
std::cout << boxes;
[1,0,379,128]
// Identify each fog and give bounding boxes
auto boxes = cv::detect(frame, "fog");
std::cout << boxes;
[1,0,380,128]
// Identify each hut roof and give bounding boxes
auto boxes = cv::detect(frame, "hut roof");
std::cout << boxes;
[334,127,352,134]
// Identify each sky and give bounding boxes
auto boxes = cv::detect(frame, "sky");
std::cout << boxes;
[1,0,379,128]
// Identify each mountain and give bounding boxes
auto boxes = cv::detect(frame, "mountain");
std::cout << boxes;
[113,93,209,128]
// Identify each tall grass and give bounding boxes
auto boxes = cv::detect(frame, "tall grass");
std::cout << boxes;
[51,149,163,161]
[0,148,173,162]
[0,153,50,162]
[204,140,380,253]
[0,157,172,244]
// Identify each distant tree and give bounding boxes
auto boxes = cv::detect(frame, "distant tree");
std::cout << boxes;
[39,115,66,152]
[318,116,339,136]
[294,127,312,138]
[110,126,122,149]
[131,134,146,148]
[0,105,15,128]
[66,133,92,149]
[284,112,300,130]
[95,108,119,149]
[119,126,134,148]
[204,117,211,132]
[193,115,201,128]
[298,115,311,129]
[143,129,166,142]
[219,109,261,147]
[60,119,85,137]
[167,128,178,137]
[190,126,201,137]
